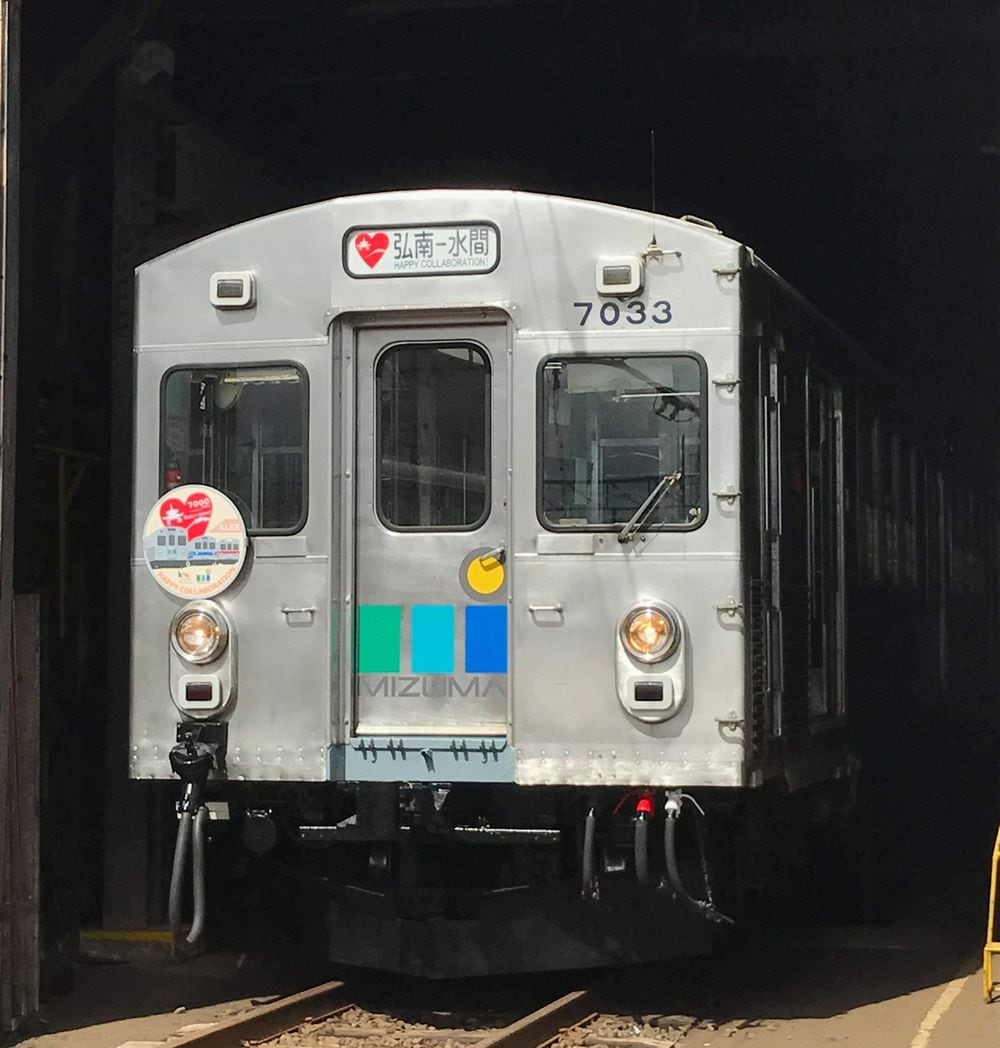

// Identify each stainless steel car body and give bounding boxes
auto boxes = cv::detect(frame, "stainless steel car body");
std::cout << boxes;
[130,191,747,788]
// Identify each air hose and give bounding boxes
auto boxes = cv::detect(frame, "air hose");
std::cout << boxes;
[582,806,597,897]
[168,741,215,953]
[663,794,734,927]
[633,794,655,885]
[634,812,651,884]
[169,806,194,943]
[188,805,210,944]
[168,784,211,950]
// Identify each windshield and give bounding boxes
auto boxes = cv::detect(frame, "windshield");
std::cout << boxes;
[539,355,705,529]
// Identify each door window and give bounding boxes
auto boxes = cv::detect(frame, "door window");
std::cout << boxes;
[376,342,491,530]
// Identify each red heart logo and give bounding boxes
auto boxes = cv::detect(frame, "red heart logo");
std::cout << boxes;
[183,492,213,540]
[354,231,389,269]
[160,491,213,540]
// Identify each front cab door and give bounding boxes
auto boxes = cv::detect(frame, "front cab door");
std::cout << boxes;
[352,322,510,746]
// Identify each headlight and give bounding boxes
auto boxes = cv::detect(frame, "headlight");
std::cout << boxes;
[620,605,679,663]
[171,604,228,664]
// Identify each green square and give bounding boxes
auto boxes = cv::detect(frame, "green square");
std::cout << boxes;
[357,605,402,673]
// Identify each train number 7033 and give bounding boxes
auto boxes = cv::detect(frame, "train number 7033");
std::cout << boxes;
[573,300,673,327]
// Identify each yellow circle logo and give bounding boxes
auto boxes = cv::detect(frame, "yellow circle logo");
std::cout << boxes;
[461,548,506,599]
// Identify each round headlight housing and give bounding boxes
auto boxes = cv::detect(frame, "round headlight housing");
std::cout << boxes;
[620,605,679,663]
[170,603,228,664]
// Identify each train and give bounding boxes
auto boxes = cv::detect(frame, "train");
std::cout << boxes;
[142,526,189,570]
[130,190,999,975]
[141,527,243,569]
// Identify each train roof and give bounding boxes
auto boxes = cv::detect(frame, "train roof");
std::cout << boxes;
[135,188,881,382]
[134,191,744,344]
[137,189,744,271]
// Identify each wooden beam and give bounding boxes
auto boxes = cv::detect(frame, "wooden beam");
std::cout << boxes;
[0,0,23,1028]
[181,0,545,22]
[10,595,40,1024]
[42,0,166,132]
[101,68,156,931]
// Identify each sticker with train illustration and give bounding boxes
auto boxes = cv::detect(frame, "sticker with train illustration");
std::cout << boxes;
[142,485,247,599]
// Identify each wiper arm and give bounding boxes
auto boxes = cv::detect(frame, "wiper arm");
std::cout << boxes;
[618,469,683,544]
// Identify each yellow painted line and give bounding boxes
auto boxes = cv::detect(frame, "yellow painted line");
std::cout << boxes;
[909,975,970,1048]
[81,929,173,943]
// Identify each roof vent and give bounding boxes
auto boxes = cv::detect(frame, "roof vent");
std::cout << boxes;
[679,214,720,232]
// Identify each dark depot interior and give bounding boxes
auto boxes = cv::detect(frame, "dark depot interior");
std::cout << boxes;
[3,0,998,996]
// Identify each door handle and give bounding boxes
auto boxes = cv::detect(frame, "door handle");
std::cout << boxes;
[478,546,506,566]
[528,603,563,614]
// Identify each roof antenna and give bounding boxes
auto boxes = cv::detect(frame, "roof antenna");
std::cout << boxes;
[650,128,656,219]
[644,129,666,261]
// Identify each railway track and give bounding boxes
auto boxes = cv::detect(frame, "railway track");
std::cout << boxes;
[166,977,700,1048]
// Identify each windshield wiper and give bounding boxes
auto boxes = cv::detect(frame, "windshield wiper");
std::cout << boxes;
[617,469,683,544]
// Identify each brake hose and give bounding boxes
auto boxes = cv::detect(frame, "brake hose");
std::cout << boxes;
[169,808,194,943]
[582,806,597,897]
[634,811,651,885]
[169,782,211,951]
[188,805,210,944]
[663,796,734,927]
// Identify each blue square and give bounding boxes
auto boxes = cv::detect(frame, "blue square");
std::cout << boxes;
[411,605,455,673]
[464,605,507,673]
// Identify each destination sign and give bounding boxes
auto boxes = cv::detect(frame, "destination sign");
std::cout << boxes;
[343,222,499,278]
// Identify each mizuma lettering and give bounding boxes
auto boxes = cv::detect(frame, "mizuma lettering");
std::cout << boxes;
[360,675,506,698]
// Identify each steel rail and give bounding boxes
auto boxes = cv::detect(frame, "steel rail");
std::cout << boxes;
[476,990,597,1048]
[166,981,598,1048]
[168,979,351,1048]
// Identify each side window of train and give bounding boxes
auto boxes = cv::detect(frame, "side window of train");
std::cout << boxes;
[159,364,308,534]
[899,442,918,589]
[376,342,490,530]
[861,413,881,582]
[884,432,900,586]
[538,354,706,530]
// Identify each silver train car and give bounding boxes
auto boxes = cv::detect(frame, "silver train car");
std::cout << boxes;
[142,526,189,569]
[131,191,996,974]
[187,535,219,565]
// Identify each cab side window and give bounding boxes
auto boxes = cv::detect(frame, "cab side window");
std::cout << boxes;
[160,365,307,533]
[539,354,706,530]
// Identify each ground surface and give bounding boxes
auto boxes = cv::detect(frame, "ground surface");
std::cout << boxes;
[10,881,999,1048]
[11,772,1000,1048]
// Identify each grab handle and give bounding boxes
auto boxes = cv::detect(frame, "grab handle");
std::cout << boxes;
[281,605,316,625]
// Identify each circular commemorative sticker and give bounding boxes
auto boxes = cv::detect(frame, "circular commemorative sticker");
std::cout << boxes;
[142,485,247,599]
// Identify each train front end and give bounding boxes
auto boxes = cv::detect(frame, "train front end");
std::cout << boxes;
[130,191,750,973]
